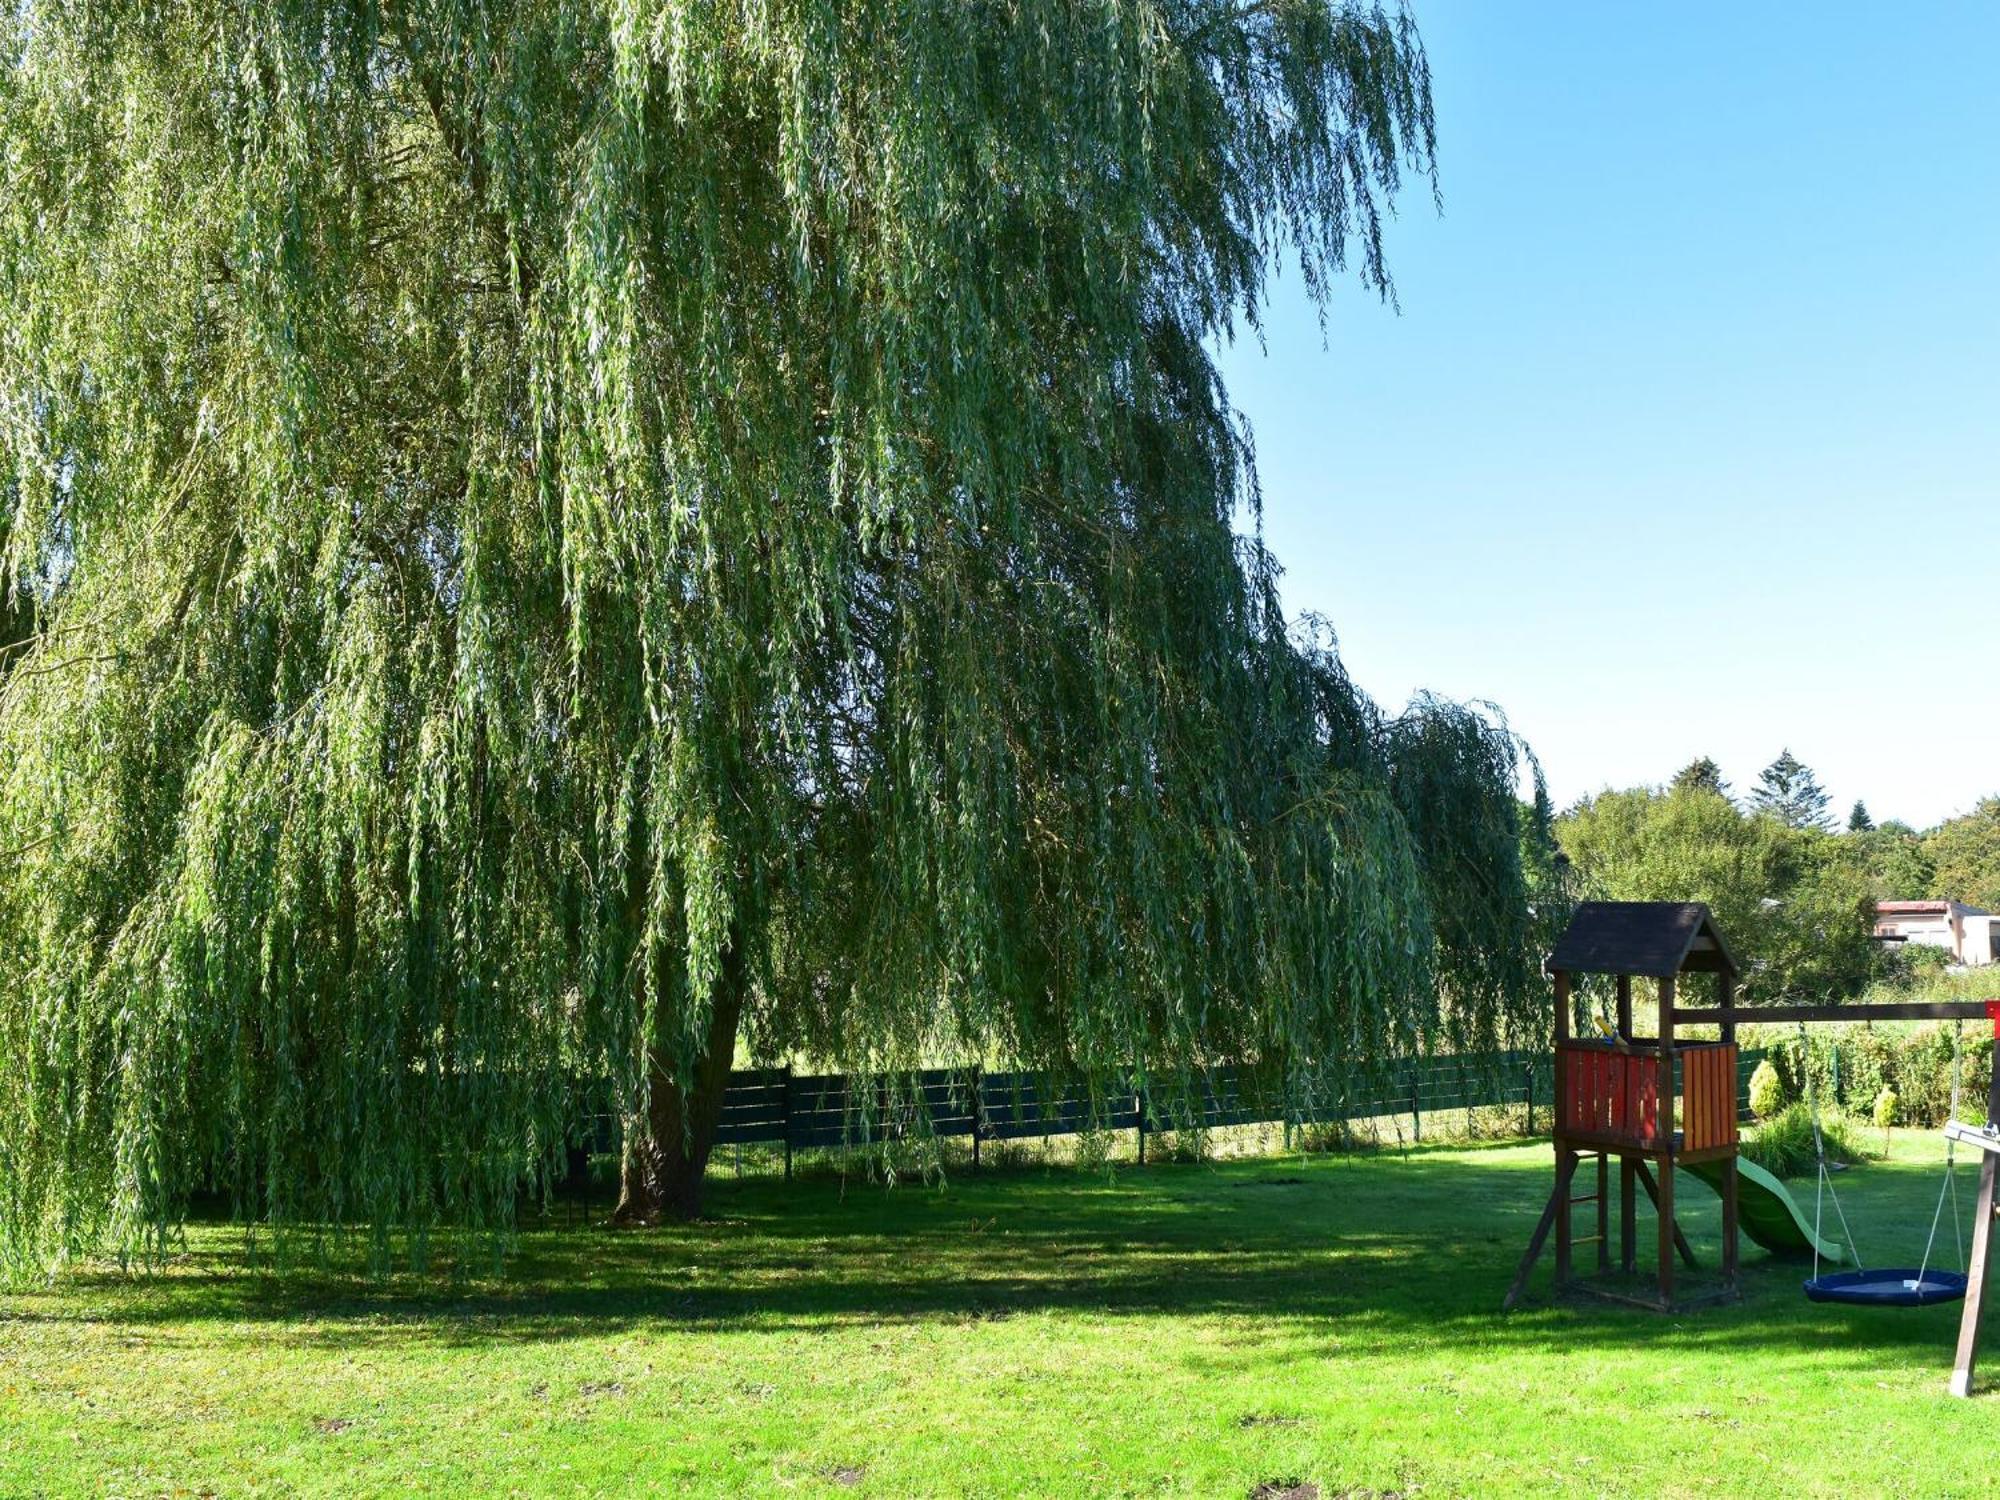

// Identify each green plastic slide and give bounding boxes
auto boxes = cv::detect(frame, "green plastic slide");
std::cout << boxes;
[1684,1156,1847,1264]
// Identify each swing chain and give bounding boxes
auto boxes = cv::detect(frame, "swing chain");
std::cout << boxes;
[1917,1020,1968,1285]
[1800,1022,1861,1278]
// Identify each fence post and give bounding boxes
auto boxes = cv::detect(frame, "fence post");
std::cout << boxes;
[1411,1063,1422,1142]
[782,1064,793,1183]
[971,1065,982,1171]
[1136,1073,1147,1166]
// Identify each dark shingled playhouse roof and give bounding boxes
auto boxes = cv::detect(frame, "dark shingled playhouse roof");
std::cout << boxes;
[1547,901,1738,978]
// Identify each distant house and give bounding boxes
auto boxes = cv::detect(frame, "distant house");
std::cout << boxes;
[1873,900,2000,967]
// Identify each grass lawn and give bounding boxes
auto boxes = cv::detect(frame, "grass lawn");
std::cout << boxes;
[2,1132,1994,1498]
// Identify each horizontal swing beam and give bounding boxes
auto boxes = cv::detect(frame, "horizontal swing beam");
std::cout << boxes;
[1674,1001,1997,1027]
[1944,1120,2000,1157]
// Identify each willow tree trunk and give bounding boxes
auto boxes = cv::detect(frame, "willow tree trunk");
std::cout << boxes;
[613,938,749,1224]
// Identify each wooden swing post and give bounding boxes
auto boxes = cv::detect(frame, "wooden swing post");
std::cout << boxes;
[1947,1000,2000,1398]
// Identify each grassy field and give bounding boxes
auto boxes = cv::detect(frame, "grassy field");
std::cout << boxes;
[2,1133,1995,1498]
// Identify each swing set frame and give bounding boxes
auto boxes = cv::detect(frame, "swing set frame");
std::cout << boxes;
[1507,901,2000,1398]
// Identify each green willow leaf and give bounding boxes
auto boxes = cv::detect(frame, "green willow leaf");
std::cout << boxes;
[0,0,1552,1276]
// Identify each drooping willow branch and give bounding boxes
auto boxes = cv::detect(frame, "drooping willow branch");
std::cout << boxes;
[0,0,1552,1276]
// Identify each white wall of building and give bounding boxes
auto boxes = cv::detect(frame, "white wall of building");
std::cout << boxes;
[1873,901,1997,967]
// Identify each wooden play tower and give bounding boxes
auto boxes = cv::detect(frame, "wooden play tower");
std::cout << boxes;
[1505,901,1743,1312]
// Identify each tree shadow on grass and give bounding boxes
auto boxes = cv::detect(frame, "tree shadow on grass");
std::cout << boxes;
[2,1147,1983,1382]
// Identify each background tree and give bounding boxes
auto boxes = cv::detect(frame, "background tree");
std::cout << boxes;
[1925,799,2000,908]
[1671,756,1731,800]
[0,2,1552,1270]
[1844,818,1935,902]
[1557,781,1874,1005]
[1847,800,1874,833]
[1749,749,1833,831]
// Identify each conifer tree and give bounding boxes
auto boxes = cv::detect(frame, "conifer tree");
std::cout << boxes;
[1672,757,1730,799]
[1750,750,1833,831]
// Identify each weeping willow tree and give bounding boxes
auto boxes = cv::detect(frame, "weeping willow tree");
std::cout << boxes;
[0,0,1555,1271]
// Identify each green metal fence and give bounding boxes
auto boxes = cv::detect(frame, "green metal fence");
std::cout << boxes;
[583,1048,1770,1173]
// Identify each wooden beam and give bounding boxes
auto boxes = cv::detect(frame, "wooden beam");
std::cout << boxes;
[1634,1159,1699,1269]
[1503,1150,1579,1312]
[1657,974,1677,1307]
[1620,1157,1636,1273]
[1597,1152,1610,1274]
[1721,1156,1739,1287]
[1676,1001,1997,1027]
[1555,1146,1575,1287]
[1951,1047,2000,1395]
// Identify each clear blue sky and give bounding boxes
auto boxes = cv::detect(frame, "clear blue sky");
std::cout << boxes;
[1216,1,1999,830]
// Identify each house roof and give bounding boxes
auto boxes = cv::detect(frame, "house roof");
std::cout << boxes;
[1876,900,1992,917]
[1547,901,1739,979]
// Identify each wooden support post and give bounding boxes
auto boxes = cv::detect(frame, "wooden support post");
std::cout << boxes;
[1596,1152,1610,1273]
[1503,1149,1580,1311]
[1620,1156,1637,1272]
[1655,1157,1677,1308]
[1715,970,1738,1291]
[1135,1075,1145,1166]
[782,1064,794,1183]
[1951,1155,1998,1395]
[1555,1146,1575,1288]
[1658,974,1677,1307]
[1615,973,1632,1040]
[1633,1160,1699,1269]
[1950,1032,2000,1395]
[1721,1155,1740,1287]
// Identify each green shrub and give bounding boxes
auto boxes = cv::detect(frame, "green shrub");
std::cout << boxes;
[1755,1022,1992,1130]
[1871,1086,1899,1131]
[1874,938,1953,987]
[1873,1085,1899,1155]
[1742,1100,1866,1178]
[1748,1058,1785,1119]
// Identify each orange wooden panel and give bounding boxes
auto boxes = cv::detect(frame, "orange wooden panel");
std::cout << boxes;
[1699,1052,1709,1149]
[1692,1051,1710,1151]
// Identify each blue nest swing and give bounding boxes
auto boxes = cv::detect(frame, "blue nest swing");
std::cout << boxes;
[1804,1267,1967,1308]
[1795,1026,1972,1311]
